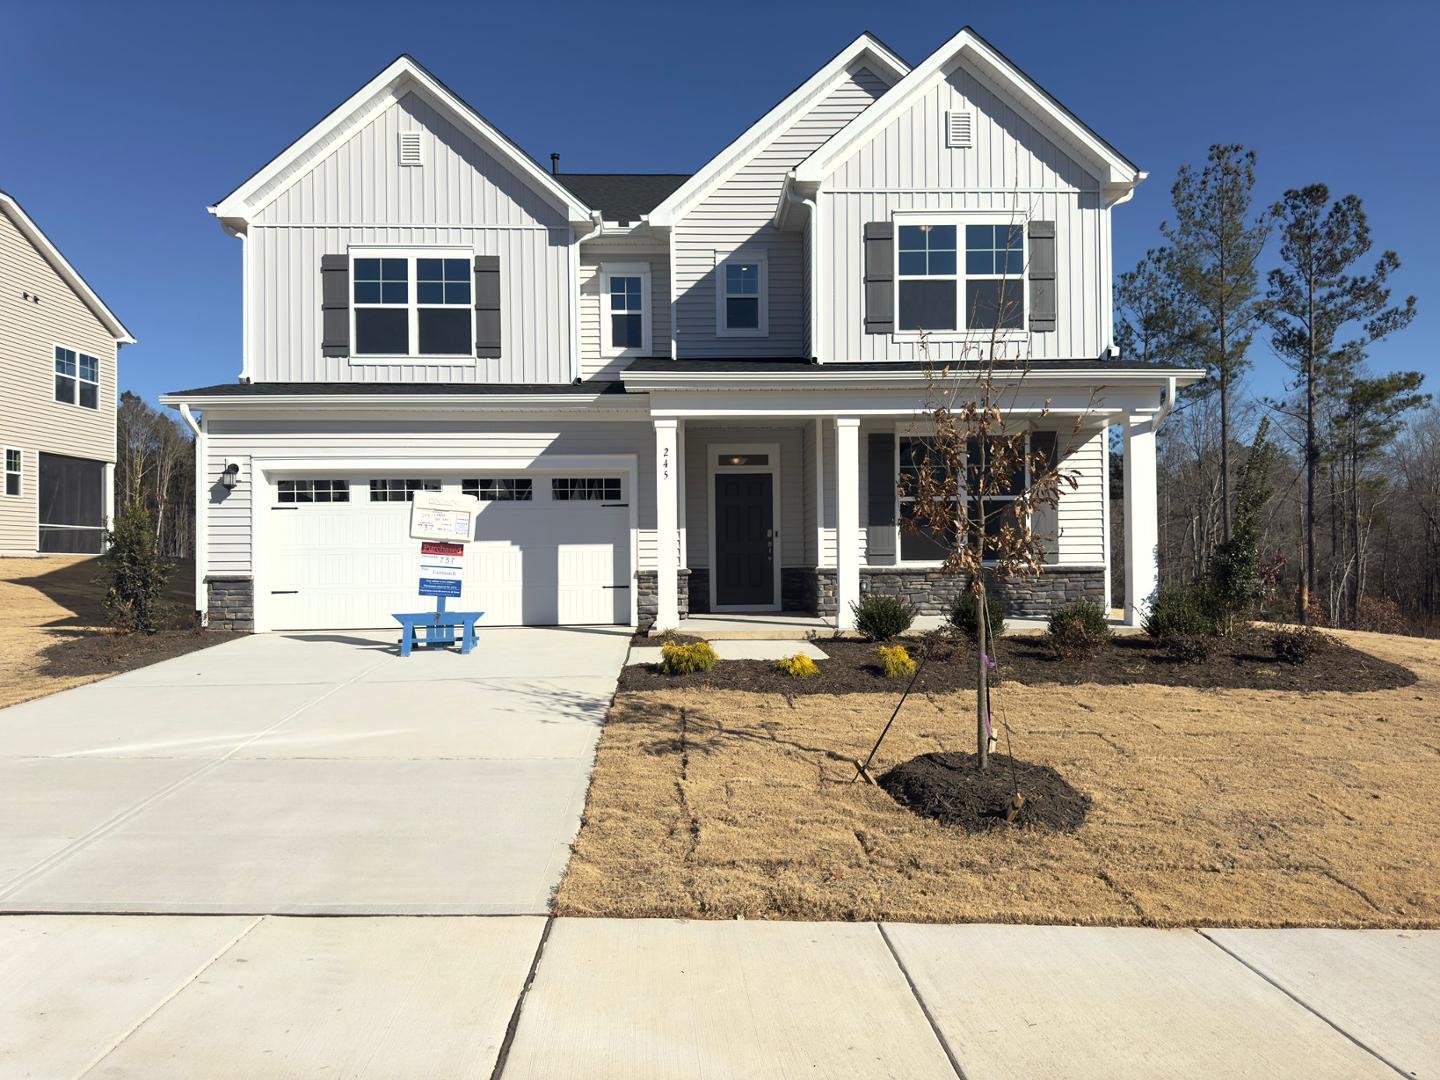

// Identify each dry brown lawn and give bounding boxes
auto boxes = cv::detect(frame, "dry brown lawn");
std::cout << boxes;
[0,556,231,709]
[557,628,1440,928]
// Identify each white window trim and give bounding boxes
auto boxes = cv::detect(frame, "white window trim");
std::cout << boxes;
[707,442,782,612]
[348,247,475,364]
[894,430,1038,569]
[715,249,768,338]
[891,212,1028,342]
[600,262,653,358]
[3,448,20,498]
[53,343,101,410]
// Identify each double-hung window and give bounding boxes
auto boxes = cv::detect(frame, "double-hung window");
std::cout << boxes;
[601,264,651,355]
[898,438,956,562]
[54,346,100,409]
[352,253,472,357]
[716,252,767,336]
[4,449,20,497]
[896,220,1024,333]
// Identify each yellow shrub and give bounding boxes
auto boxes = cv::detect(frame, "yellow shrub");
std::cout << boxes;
[660,639,718,675]
[876,644,917,679]
[775,652,820,678]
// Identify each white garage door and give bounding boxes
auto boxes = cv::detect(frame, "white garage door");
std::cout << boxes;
[263,473,631,630]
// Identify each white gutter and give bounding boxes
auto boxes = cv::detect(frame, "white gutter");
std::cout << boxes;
[620,366,1209,391]
[784,180,821,362]
[178,404,207,625]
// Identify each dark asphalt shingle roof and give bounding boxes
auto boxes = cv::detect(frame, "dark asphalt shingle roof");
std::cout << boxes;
[554,174,690,224]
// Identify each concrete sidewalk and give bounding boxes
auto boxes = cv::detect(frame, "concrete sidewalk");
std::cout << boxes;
[4,916,1433,1079]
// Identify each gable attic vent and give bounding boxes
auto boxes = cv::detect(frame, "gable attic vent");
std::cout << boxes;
[945,110,973,149]
[398,131,424,167]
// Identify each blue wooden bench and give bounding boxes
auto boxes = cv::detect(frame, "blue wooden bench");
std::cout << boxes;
[392,606,485,657]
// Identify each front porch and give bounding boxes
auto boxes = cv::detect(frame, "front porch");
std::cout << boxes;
[635,363,1172,635]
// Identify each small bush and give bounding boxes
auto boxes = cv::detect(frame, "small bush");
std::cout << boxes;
[660,639,717,675]
[1046,599,1112,659]
[1143,584,1218,640]
[775,652,820,678]
[852,594,915,642]
[1161,632,1214,664]
[876,644,918,679]
[1273,625,1325,665]
[100,500,173,634]
[947,591,1007,640]
[1355,596,1408,636]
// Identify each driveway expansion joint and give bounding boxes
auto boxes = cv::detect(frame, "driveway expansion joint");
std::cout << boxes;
[878,921,969,1080]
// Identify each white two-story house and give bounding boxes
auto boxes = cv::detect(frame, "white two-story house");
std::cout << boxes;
[164,27,1202,633]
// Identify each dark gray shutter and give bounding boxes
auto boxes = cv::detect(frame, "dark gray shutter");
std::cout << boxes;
[863,222,894,335]
[866,432,896,558]
[474,255,501,358]
[320,254,350,357]
[1030,430,1058,475]
[1028,220,1056,332]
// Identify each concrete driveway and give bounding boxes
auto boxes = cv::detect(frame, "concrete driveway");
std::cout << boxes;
[0,627,630,914]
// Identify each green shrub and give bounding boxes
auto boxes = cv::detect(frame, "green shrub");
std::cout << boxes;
[775,652,820,678]
[100,500,173,634]
[851,594,915,642]
[660,640,717,675]
[947,591,1007,640]
[1143,584,1218,640]
[1204,420,1276,635]
[1046,599,1112,659]
[876,644,917,679]
[1161,632,1215,664]
[1273,625,1325,665]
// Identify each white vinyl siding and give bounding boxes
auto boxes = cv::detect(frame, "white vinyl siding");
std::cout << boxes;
[249,91,576,384]
[819,59,1109,362]
[578,252,669,380]
[672,64,890,358]
[202,416,656,577]
[0,206,117,556]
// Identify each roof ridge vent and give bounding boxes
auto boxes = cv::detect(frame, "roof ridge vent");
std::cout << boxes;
[398,130,424,166]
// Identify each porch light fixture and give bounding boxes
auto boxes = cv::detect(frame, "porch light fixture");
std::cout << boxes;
[220,461,240,489]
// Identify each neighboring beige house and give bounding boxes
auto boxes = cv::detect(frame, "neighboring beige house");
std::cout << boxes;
[0,190,134,556]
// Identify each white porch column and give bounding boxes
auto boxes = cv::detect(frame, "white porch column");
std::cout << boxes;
[101,461,115,548]
[653,418,680,631]
[1122,415,1159,627]
[834,417,860,630]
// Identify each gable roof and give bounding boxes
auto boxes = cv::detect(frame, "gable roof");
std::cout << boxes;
[555,174,690,225]
[793,26,1142,201]
[646,32,909,228]
[210,55,595,227]
[0,190,135,344]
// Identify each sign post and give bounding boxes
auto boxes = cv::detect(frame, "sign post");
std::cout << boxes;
[392,491,485,656]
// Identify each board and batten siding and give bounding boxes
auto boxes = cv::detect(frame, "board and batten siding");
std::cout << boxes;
[820,59,1110,363]
[249,91,575,384]
[202,417,656,576]
[0,206,118,555]
[673,65,890,359]
[578,252,671,380]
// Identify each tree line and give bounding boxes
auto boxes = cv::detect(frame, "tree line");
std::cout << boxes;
[1116,145,1432,634]
[115,391,195,561]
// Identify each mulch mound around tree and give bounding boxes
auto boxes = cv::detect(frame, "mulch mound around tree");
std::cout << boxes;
[879,751,1092,834]
[618,629,1416,695]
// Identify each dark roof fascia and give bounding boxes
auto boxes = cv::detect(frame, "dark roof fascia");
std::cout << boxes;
[164,381,633,398]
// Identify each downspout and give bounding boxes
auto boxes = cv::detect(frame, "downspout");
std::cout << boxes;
[783,179,820,362]
[572,212,605,382]
[178,403,207,625]
[223,225,250,382]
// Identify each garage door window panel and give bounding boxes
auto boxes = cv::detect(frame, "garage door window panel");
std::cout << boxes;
[278,479,350,504]
[369,479,441,502]
[463,478,532,502]
[552,477,622,503]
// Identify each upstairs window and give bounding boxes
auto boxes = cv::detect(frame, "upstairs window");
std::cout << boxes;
[601,264,651,355]
[716,252,767,336]
[353,253,472,357]
[896,220,1025,333]
[55,346,100,409]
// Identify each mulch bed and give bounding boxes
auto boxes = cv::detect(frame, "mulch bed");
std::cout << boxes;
[36,627,245,681]
[879,751,1092,834]
[618,629,1416,695]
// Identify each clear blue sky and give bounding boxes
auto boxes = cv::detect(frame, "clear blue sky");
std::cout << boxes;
[3,0,1435,410]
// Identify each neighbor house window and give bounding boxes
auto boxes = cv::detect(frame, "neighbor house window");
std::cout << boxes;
[462,478,532,501]
[601,264,651,355]
[896,220,1024,332]
[277,479,349,503]
[54,346,100,409]
[552,477,622,502]
[4,449,20,497]
[716,252,766,336]
[353,253,472,357]
[369,479,440,502]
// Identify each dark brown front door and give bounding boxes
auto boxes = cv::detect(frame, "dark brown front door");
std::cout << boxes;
[714,472,773,607]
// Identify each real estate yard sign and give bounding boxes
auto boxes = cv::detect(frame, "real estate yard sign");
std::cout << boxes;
[410,492,476,599]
